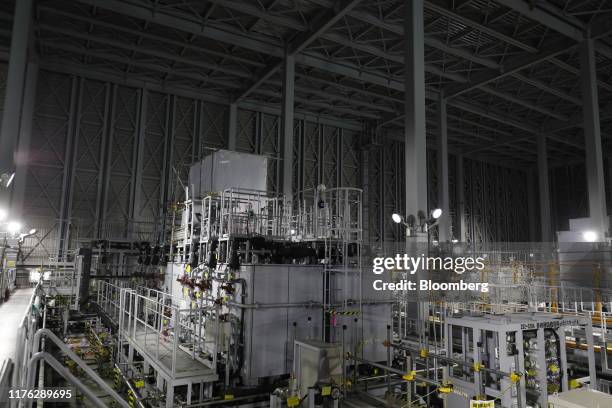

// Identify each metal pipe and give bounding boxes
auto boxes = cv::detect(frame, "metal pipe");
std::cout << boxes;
[26,352,109,408]
[386,324,392,396]
[342,324,347,399]
[223,299,393,309]
[353,356,439,387]
[392,342,511,378]
[30,328,130,408]
[184,392,270,407]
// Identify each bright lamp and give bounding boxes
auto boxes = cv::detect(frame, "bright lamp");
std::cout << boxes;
[7,221,21,234]
[583,230,597,242]
[431,208,442,219]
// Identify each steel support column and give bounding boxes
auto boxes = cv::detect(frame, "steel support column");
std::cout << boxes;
[58,76,80,259]
[11,61,38,219]
[456,154,466,242]
[527,167,538,242]
[437,95,450,242]
[404,0,428,227]
[280,53,295,199]
[580,39,608,238]
[537,135,552,241]
[129,88,147,235]
[227,102,237,150]
[0,0,33,210]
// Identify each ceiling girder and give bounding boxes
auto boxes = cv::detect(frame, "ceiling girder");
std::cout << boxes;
[49,0,610,161]
[232,0,363,102]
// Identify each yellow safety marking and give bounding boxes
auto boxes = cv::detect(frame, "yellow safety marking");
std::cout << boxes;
[469,400,494,408]
[438,383,453,394]
[510,372,521,384]
[287,396,300,407]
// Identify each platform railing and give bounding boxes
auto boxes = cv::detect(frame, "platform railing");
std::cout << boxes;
[11,283,42,394]
[111,285,218,377]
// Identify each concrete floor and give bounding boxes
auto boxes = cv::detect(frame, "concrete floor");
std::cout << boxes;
[0,288,35,364]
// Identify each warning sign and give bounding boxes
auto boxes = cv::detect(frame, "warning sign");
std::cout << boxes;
[470,400,494,408]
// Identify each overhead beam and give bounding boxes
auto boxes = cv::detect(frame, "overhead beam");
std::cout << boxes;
[38,24,253,79]
[39,12,396,116]
[37,5,266,68]
[317,32,567,120]
[40,59,364,132]
[494,0,612,74]
[233,0,362,102]
[493,0,583,41]
[323,9,577,111]
[444,40,574,98]
[192,0,581,115]
[64,0,574,154]
[39,40,243,90]
[47,18,563,121]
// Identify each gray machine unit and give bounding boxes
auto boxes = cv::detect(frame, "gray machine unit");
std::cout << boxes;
[188,149,269,197]
[223,264,325,383]
[293,340,343,400]
[328,267,393,363]
[444,313,597,408]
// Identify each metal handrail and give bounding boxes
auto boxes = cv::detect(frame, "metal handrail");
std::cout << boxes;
[12,283,42,390]
[25,352,108,408]
[30,328,130,408]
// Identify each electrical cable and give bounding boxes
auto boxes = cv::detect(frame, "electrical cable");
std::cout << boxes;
[401,388,438,408]
[493,383,515,401]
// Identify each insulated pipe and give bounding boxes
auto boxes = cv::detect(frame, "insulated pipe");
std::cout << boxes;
[184,392,270,407]
[342,324,347,399]
[30,329,130,408]
[26,352,108,408]
[391,342,511,378]
[353,356,439,387]
[222,299,394,309]
[386,325,392,396]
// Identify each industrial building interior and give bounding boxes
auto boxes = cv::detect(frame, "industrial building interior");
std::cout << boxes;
[1,0,612,407]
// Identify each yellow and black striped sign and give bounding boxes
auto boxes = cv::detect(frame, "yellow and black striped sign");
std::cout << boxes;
[328,310,360,316]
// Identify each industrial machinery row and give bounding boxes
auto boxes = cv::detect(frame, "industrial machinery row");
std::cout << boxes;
[9,150,612,408]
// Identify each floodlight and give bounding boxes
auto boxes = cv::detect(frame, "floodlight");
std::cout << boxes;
[7,221,21,233]
[391,213,403,224]
[583,230,597,242]
[0,172,15,188]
